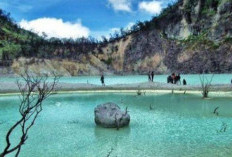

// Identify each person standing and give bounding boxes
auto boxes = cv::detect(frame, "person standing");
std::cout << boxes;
[171,73,176,84]
[183,79,187,85]
[101,75,105,86]
[175,73,181,85]
[151,71,154,82]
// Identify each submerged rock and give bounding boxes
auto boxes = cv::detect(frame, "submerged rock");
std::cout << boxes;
[94,102,130,128]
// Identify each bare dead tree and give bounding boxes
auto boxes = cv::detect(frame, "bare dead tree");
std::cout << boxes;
[137,86,142,96]
[0,72,59,157]
[217,122,228,133]
[114,113,119,130]
[106,147,114,157]
[199,74,214,98]
[220,122,228,133]
[213,107,219,116]
[123,106,129,115]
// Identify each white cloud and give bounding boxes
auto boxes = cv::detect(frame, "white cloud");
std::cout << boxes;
[109,22,134,33]
[125,22,135,30]
[19,17,90,39]
[110,27,121,33]
[108,0,131,12]
[91,28,119,40]
[139,1,162,14]
[93,22,134,40]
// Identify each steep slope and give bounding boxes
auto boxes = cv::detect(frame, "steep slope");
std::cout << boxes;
[1,0,232,76]
[0,10,40,65]
[111,0,232,74]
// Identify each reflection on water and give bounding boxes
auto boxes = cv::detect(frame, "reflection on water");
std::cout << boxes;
[94,125,131,139]
[0,93,232,157]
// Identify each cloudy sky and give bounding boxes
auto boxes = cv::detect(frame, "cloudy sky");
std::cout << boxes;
[0,0,176,39]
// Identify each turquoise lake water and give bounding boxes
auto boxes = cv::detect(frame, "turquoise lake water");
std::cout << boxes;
[0,93,232,157]
[1,74,232,85]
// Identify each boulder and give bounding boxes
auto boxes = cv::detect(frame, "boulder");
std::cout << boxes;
[94,102,130,128]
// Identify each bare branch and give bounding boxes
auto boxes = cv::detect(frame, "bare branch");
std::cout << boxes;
[199,74,214,98]
[0,71,59,157]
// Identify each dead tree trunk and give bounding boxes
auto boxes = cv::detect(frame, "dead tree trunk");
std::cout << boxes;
[199,74,214,98]
[0,71,59,157]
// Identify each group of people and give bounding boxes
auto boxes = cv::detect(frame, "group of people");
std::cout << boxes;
[148,71,155,82]
[167,73,187,85]
[100,73,187,86]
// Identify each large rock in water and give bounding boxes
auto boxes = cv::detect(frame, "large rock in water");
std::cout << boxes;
[94,102,130,128]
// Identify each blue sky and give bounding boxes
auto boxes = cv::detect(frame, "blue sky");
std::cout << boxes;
[0,0,176,39]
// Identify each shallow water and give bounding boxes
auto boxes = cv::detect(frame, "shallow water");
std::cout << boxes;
[1,74,232,85]
[0,93,232,157]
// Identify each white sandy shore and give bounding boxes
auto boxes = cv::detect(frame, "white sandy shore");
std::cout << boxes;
[0,81,232,95]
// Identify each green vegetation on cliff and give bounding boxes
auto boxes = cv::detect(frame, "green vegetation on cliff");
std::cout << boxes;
[0,10,40,64]
[0,0,232,75]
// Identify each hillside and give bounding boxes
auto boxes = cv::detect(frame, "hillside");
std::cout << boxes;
[1,0,232,76]
[106,0,232,74]
[122,0,232,74]
[0,10,40,63]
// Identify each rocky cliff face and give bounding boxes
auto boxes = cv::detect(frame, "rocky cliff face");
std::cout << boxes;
[3,0,232,76]
[110,0,232,74]
[162,0,232,40]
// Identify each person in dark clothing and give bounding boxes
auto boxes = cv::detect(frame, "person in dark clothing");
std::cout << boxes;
[167,75,173,84]
[171,73,176,82]
[175,73,181,84]
[100,75,105,86]
[231,79,232,84]
[151,71,154,82]
[167,73,176,84]
[183,79,187,85]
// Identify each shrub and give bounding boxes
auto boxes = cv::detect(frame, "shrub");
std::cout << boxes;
[224,37,232,43]
[102,58,113,65]
[199,74,214,98]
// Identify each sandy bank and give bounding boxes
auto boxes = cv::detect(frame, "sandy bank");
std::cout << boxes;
[0,82,232,95]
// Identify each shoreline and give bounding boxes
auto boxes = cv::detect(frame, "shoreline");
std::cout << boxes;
[1,89,232,96]
[0,82,231,95]
[0,73,231,77]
